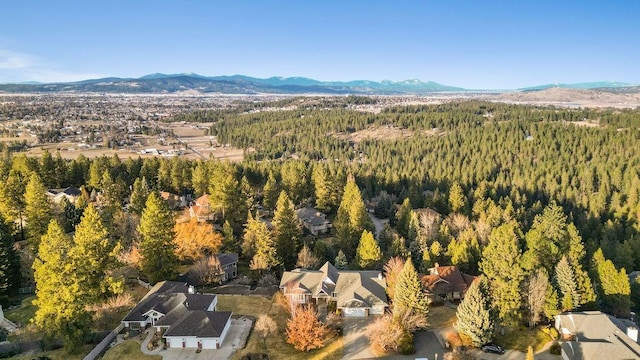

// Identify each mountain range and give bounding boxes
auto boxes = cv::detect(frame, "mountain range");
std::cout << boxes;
[0,73,636,94]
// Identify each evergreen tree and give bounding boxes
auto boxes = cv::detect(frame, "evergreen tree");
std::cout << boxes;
[455,277,495,347]
[250,219,279,272]
[448,182,465,214]
[526,346,535,360]
[383,257,405,301]
[395,198,412,239]
[209,163,247,232]
[24,173,52,252]
[567,224,596,308]
[334,175,374,260]
[33,220,91,352]
[393,258,429,318]
[129,176,150,214]
[0,215,19,296]
[554,256,579,312]
[241,212,263,259]
[273,191,302,270]
[591,249,631,317]
[191,161,209,197]
[138,192,178,284]
[334,250,348,270]
[355,230,382,269]
[70,204,123,303]
[221,220,237,253]
[480,223,525,324]
[262,172,280,213]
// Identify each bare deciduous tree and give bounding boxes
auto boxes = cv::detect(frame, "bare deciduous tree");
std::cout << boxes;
[255,314,277,349]
[296,243,320,269]
[527,268,549,327]
[187,255,224,286]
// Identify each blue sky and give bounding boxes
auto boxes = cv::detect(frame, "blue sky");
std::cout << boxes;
[1,1,639,88]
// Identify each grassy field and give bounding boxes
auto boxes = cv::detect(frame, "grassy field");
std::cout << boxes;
[216,294,343,360]
[4,296,36,326]
[102,340,162,360]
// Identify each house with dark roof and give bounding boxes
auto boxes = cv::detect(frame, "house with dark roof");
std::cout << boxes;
[188,194,216,222]
[555,311,640,360]
[280,262,387,317]
[217,253,238,282]
[122,281,232,350]
[296,207,332,236]
[46,186,82,204]
[421,264,476,303]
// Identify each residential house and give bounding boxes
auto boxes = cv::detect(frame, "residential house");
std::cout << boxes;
[188,194,216,222]
[555,311,640,360]
[295,207,332,236]
[160,191,188,209]
[122,281,232,350]
[280,262,387,317]
[46,186,82,204]
[217,253,238,282]
[421,264,476,303]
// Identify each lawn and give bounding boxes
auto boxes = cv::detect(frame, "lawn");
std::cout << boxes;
[216,294,343,360]
[4,296,36,326]
[427,306,457,328]
[102,340,162,360]
[494,327,555,352]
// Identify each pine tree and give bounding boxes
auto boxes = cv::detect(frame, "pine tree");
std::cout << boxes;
[455,277,495,347]
[313,163,341,213]
[567,224,596,307]
[24,173,52,252]
[448,182,465,214]
[395,198,412,239]
[129,177,150,214]
[191,161,209,197]
[334,250,348,270]
[335,176,374,260]
[591,249,631,317]
[0,215,19,296]
[554,256,579,312]
[221,220,236,253]
[480,223,525,324]
[70,204,123,303]
[209,164,247,232]
[250,221,279,272]
[262,172,280,213]
[273,191,302,270]
[393,258,429,318]
[33,220,91,352]
[138,192,178,284]
[355,230,382,269]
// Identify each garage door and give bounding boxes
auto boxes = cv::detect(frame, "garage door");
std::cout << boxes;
[343,308,366,317]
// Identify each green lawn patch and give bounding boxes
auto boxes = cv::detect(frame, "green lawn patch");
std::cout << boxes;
[4,296,36,326]
[494,327,554,353]
[102,340,162,360]
[428,306,457,328]
[217,294,343,360]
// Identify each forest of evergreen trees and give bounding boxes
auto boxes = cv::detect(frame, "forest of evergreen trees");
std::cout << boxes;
[1,99,640,351]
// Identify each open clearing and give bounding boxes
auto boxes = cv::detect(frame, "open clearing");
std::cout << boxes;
[333,126,441,143]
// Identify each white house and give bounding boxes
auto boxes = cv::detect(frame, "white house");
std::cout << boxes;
[122,281,232,350]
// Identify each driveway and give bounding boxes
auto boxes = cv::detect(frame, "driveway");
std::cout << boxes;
[383,330,447,360]
[368,213,388,240]
[159,317,253,360]
[342,317,376,360]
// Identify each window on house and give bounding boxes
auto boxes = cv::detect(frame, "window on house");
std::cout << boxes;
[331,292,338,298]
[293,294,306,303]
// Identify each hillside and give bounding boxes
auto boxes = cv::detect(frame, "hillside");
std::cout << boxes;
[496,88,640,108]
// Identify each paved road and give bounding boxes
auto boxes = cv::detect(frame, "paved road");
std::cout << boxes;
[382,330,447,360]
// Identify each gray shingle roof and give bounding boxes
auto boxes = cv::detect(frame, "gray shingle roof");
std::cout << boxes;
[556,311,640,359]
[296,207,330,226]
[280,261,387,308]
[164,310,232,338]
[217,253,238,267]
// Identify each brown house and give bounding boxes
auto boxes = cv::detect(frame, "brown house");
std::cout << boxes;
[421,264,476,303]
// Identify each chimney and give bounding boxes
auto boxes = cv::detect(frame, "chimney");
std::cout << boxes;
[378,273,383,281]
[628,327,638,342]
[188,285,195,294]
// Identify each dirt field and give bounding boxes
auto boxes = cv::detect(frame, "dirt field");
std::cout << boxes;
[495,88,640,108]
[333,126,442,143]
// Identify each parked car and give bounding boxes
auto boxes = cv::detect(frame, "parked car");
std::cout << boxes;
[481,343,505,354]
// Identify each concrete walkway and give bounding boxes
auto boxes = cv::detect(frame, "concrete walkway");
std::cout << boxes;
[140,330,162,356]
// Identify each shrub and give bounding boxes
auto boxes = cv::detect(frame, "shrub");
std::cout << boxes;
[541,326,559,340]
[550,342,561,355]
[398,330,415,355]
[327,300,337,313]
[257,273,277,287]
[445,331,463,349]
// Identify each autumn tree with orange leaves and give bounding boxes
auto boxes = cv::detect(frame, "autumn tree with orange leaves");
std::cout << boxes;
[173,219,222,262]
[286,306,327,351]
